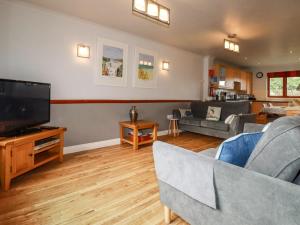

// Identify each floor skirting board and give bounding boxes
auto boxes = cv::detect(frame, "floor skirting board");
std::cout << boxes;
[64,130,172,155]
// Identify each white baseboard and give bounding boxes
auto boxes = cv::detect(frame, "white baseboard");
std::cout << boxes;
[64,129,170,155]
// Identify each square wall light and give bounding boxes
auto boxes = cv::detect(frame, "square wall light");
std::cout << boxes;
[77,44,90,58]
[162,61,170,70]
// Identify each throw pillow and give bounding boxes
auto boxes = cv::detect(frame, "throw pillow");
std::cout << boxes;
[215,132,263,167]
[263,103,270,108]
[224,114,237,125]
[206,106,221,121]
[179,108,192,118]
[245,116,300,182]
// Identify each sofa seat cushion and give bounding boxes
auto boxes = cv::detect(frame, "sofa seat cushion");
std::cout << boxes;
[198,148,218,158]
[200,120,229,131]
[179,117,202,126]
[245,116,300,182]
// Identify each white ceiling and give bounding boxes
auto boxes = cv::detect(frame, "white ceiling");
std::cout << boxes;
[14,0,300,67]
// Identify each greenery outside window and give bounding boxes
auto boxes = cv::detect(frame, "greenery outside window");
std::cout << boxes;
[268,71,300,98]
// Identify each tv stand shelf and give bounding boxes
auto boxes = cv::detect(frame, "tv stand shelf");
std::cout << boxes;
[0,128,66,191]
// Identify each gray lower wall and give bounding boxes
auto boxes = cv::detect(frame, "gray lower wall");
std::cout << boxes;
[50,102,189,146]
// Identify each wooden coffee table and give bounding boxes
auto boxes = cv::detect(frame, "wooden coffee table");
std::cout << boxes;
[119,120,158,150]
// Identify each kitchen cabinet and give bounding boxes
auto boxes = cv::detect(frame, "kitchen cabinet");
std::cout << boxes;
[213,64,253,94]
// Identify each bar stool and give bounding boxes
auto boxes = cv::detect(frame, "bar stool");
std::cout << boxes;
[167,115,179,137]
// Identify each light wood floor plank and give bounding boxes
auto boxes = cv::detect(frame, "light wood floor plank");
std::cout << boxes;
[0,132,222,225]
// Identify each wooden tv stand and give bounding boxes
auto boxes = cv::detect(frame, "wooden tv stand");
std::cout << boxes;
[0,128,66,191]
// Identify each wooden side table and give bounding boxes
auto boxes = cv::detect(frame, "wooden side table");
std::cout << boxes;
[119,120,159,150]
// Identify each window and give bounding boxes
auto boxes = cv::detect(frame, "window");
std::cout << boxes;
[268,71,300,98]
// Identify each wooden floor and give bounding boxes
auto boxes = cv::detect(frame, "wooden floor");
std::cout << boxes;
[0,132,222,225]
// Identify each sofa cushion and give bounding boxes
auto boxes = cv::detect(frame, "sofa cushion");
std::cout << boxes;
[179,108,192,118]
[190,101,251,121]
[180,117,202,126]
[206,101,251,121]
[206,106,221,121]
[201,120,229,131]
[198,148,218,158]
[245,116,300,182]
[216,132,263,167]
[191,101,208,118]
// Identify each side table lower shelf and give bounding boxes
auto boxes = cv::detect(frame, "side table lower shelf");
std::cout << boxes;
[119,120,158,150]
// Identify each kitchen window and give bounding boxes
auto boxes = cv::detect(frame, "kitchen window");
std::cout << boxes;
[267,71,300,98]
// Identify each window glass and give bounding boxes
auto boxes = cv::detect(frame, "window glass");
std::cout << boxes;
[287,77,300,97]
[269,77,283,97]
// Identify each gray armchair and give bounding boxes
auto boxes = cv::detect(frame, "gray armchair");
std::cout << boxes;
[153,117,300,225]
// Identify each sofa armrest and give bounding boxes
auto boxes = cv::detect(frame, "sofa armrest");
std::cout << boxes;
[172,109,181,119]
[153,141,217,209]
[243,123,265,133]
[230,113,256,135]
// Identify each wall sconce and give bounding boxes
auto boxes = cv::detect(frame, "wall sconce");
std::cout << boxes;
[162,61,170,70]
[77,44,90,58]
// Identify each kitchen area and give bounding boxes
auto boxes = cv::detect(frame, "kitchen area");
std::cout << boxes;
[208,63,300,123]
[209,63,255,101]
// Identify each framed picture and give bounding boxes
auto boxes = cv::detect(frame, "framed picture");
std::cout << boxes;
[96,38,128,87]
[133,47,158,88]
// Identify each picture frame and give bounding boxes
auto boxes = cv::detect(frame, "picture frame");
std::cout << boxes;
[133,47,158,88]
[95,38,128,87]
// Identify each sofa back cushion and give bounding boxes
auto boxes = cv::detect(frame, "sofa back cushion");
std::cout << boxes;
[245,116,300,182]
[191,101,251,120]
[191,101,208,118]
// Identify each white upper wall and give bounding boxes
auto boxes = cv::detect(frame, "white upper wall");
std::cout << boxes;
[251,64,300,100]
[0,1,204,100]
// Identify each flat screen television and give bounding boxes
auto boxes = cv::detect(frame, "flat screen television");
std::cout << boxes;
[0,79,51,136]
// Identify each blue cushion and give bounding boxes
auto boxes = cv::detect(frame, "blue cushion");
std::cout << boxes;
[216,132,263,167]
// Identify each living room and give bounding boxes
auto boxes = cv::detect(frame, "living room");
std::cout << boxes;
[0,0,300,225]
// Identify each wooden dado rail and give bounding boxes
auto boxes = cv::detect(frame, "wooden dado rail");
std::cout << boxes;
[50,99,192,104]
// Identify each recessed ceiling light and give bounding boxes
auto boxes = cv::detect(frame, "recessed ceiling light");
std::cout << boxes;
[290,50,293,54]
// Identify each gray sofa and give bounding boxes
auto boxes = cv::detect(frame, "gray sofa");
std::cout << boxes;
[174,101,256,139]
[153,116,300,225]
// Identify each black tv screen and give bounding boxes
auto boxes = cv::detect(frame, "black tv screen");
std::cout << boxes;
[0,79,50,136]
